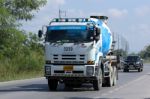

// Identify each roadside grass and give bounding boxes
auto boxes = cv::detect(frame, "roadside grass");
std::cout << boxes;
[0,70,43,82]
[143,58,150,63]
[0,51,44,82]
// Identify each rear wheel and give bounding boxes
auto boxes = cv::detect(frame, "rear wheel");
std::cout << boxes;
[48,79,58,91]
[113,66,117,86]
[105,68,113,87]
[141,68,143,71]
[105,66,117,87]
[138,68,142,72]
[123,68,129,72]
[105,76,113,87]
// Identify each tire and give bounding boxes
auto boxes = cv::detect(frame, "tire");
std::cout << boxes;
[123,69,126,72]
[138,68,141,72]
[105,77,113,87]
[105,69,113,87]
[93,69,102,90]
[48,79,58,91]
[141,68,143,72]
[113,66,117,86]
[123,68,129,72]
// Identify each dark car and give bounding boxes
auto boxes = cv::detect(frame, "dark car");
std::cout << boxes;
[123,55,143,72]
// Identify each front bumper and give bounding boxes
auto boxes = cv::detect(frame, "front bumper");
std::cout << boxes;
[46,76,98,84]
[46,76,97,80]
[44,64,98,78]
[124,64,141,70]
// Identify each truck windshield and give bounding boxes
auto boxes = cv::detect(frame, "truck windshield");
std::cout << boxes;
[46,26,94,43]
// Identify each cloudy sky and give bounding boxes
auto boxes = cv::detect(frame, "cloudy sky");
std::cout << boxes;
[22,0,150,53]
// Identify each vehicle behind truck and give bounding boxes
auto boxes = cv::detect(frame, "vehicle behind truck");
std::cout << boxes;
[123,55,143,72]
[38,16,119,91]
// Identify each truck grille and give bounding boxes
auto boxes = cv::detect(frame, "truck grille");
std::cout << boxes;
[128,63,135,65]
[53,54,85,64]
[54,61,84,64]
[54,70,83,73]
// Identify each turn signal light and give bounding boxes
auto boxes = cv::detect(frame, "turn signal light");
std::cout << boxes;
[87,61,95,65]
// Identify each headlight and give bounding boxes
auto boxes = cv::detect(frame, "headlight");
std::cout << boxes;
[86,66,94,76]
[136,62,140,64]
[45,66,51,75]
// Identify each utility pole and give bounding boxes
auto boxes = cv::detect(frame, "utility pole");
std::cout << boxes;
[59,9,67,18]
[59,9,61,18]
[112,32,116,50]
[118,34,120,51]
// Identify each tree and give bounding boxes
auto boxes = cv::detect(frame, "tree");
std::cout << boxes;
[0,0,47,58]
[139,45,150,59]
[1,0,47,20]
[0,0,47,80]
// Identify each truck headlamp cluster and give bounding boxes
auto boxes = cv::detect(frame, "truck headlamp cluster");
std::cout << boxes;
[86,66,94,76]
[45,66,51,75]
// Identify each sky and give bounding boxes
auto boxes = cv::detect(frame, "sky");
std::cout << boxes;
[22,0,150,53]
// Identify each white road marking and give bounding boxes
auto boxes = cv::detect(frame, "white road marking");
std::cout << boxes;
[94,72,150,98]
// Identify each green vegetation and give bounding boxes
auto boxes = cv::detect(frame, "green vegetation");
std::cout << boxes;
[139,45,150,63]
[127,45,150,63]
[0,0,47,81]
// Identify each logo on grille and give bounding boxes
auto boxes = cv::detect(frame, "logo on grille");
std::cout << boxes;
[64,47,73,51]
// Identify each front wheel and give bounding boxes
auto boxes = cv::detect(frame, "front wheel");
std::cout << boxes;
[123,68,129,72]
[138,68,142,72]
[48,79,58,91]
[93,69,102,90]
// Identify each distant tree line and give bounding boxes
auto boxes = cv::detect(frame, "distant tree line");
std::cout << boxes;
[139,45,150,60]
[0,0,47,81]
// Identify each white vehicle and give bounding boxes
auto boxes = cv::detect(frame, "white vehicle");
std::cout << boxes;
[38,16,118,91]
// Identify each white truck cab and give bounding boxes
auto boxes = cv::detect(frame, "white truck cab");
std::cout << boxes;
[38,16,118,91]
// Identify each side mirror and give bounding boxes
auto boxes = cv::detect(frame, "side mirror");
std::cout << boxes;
[38,30,43,38]
[96,28,100,36]
[93,27,100,42]
[95,35,100,41]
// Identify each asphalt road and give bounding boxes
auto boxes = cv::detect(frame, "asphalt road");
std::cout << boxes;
[0,63,150,99]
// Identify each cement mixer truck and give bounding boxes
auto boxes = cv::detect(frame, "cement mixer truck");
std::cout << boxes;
[38,16,119,91]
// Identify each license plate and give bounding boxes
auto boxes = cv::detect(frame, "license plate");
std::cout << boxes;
[130,65,134,69]
[130,65,134,67]
[63,66,73,71]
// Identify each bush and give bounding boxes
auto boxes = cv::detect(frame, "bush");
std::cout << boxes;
[0,33,44,81]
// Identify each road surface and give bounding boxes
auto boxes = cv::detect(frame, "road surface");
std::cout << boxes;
[0,63,150,99]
